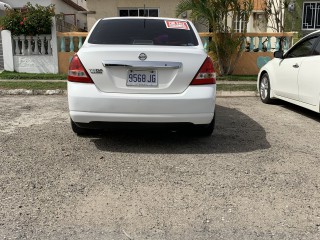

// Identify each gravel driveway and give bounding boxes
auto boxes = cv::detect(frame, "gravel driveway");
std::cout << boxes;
[0,96,319,239]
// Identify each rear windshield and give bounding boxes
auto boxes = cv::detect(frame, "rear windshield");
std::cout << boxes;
[88,19,199,46]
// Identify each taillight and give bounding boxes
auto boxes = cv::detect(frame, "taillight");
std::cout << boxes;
[190,57,216,85]
[68,55,93,83]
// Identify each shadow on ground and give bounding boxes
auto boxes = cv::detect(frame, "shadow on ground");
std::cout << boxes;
[273,100,320,122]
[87,105,270,154]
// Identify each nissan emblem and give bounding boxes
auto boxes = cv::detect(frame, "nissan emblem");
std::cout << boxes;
[139,53,147,61]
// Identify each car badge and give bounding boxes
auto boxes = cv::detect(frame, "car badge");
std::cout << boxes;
[89,69,103,74]
[138,53,147,61]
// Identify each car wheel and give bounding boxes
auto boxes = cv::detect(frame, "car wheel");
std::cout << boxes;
[259,73,273,104]
[193,115,215,137]
[71,119,91,135]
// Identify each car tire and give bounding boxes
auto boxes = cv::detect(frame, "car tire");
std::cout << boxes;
[259,73,273,104]
[71,119,91,135]
[193,115,215,137]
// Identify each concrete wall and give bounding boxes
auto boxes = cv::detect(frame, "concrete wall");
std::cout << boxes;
[13,55,57,73]
[232,52,273,75]
[58,52,74,74]
[1,18,59,73]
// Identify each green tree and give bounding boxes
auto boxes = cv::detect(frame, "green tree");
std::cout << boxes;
[0,2,55,36]
[176,0,253,75]
[263,0,288,32]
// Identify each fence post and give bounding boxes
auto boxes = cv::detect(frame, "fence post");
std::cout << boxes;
[34,35,39,54]
[39,35,45,54]
[258,36,263,52]
[20,35,26,55]
[12,36,20,55]
[78,36,83,49]
[1,30,14,71]
[46,35,52,55]
[249,37,254,51]
[275,37,280,51]
[51,17,59,74]
[267,36,271,52]
[26,36,32,55]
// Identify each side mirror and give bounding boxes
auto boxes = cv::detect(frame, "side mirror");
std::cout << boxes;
[274,51,284,59]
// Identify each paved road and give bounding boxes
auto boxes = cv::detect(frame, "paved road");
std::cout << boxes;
[0,96,320,239]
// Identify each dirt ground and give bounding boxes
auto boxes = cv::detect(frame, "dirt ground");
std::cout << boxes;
[0,96,319,239]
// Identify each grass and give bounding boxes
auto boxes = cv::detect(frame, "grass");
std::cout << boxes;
[217,75,257,81]
[0,81,67,90]
[0,71,257,82]
[0,82,256,92]
[0,71,67,80]
[0,71,257,91]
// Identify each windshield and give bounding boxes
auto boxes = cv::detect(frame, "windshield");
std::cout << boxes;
[88,19,199,46]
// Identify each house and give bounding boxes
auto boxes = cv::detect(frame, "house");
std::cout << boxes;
[288,0,320,36]
[0,0,88,31]
[85,0,184,31]
[0,0,89,71]
[252,0,320,36]
[85,0,269,33]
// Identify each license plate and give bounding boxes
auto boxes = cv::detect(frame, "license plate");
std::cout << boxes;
[127,70,158,87]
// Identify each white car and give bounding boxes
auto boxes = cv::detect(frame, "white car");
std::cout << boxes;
[258,30,320,113]
[68,17,216,136]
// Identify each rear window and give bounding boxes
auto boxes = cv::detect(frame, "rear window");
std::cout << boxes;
[88,19,199,46]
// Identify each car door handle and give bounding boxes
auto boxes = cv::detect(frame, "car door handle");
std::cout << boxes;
[293,63,299,68]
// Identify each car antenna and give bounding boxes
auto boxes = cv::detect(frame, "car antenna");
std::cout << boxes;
[144,4,146,28]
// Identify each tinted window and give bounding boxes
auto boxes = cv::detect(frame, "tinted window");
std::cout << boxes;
[119,10,129,17]
[312,37,320,55]
[88,19,199,46]
[286,37,318,58]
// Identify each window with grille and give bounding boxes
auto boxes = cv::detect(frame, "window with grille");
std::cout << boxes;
[302,2,320,30]
[119,8,159,17]
[233,14,247,33]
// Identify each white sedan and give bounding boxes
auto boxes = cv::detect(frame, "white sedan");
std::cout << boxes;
[258,30,320,113]
[68,17,216,136]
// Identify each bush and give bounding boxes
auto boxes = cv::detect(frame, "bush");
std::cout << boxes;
[0,2,55,35]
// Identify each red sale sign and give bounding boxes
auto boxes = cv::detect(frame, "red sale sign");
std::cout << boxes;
[165,21,190,30]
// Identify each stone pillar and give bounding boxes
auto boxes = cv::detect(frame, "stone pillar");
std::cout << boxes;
[1,30,14,71]
[51,17,59,73]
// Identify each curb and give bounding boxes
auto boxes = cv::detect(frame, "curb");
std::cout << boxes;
[0,89,258,97]
[216,91,259,97]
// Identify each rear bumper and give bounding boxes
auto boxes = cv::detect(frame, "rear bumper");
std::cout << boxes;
[68,82,216,125]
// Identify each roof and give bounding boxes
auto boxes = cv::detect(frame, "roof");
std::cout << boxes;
[61,0,87,11]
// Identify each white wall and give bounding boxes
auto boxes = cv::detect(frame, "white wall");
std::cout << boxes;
[1,30,14,71]
[52,0,87,29]
[13,55,56,73]
[1,17,59,73]
[72,0,87,9]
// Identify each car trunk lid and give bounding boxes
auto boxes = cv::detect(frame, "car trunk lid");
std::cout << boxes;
[78,45,207,94]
